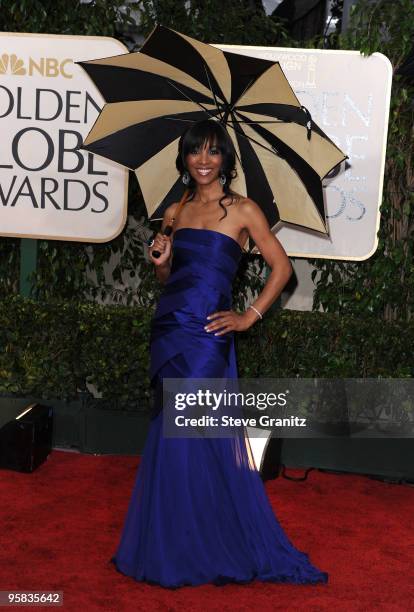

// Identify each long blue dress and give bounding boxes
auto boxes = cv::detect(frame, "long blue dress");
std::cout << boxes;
[111,227,328,588]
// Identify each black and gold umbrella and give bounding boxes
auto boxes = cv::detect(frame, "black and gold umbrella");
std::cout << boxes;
[78,25,347,252]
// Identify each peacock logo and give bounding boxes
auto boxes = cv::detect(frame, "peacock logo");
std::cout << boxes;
[0,53,73,78]
[0,53,26,75]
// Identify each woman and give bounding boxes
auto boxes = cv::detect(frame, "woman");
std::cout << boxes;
[111,119,328,588]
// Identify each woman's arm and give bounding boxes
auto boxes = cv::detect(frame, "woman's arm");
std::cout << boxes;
[240,198,293,327]
[205,198,292,335]
[149,202,178,284]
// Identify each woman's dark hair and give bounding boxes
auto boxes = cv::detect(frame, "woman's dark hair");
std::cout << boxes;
[176,119,238,219]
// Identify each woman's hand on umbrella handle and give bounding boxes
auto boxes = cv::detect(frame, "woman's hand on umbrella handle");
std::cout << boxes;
[149,232,171,266]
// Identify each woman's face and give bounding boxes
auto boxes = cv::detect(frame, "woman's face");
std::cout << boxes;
[185,139,223,186]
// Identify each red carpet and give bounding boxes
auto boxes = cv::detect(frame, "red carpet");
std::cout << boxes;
[1,449,413,611]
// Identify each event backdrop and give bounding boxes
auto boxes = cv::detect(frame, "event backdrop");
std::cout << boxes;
[216,45,392,261]
[0,32,128,243]
[0,34,391,260]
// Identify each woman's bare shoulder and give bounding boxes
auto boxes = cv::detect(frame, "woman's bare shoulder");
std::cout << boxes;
[231,194,262,217]
[161,202,182,225]
[164,201,181,217]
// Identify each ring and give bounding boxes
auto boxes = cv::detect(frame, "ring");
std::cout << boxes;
[147,238,155,247]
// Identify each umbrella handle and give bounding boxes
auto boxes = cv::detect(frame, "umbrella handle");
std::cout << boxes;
[150,189,190,259]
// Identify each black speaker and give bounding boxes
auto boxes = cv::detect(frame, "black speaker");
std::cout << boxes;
[0,402,53,472]
[261,437,283,481]
[246,427,283,481]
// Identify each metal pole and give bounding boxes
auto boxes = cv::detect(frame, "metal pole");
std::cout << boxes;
[19,238,37,298]
[341,0,358,33]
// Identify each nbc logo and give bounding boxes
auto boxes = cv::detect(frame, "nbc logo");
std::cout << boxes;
[0,53,26,75]
[0,53,73,78]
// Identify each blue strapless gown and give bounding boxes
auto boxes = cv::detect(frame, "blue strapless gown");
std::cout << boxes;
[111,227,328,588]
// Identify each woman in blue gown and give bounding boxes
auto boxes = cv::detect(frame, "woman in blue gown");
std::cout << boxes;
[111,119,328,588]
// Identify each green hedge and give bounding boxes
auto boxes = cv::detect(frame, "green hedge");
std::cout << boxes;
[0,296,412,407]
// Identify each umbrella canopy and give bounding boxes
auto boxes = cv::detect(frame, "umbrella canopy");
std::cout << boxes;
[78,24,347,252]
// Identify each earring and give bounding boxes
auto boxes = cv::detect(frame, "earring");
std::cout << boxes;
[219,173,226,186]
[181,171,190,185]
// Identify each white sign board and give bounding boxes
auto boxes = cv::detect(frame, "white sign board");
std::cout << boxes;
[216,45,392,261]
[0,32,128,242]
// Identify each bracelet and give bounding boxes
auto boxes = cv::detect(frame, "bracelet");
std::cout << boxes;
[248,304,263,320]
